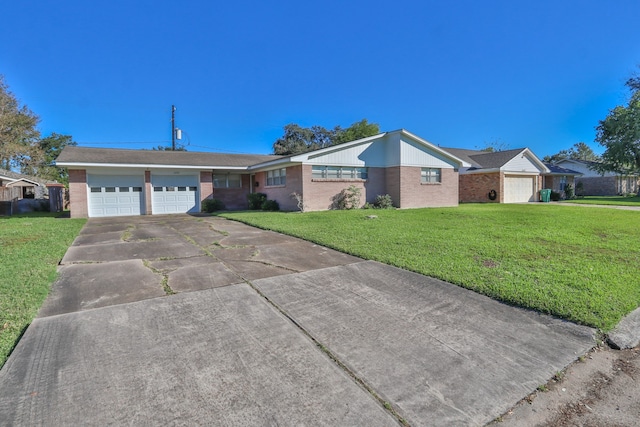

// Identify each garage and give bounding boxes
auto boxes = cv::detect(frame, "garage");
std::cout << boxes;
[87,174,144,217]
[151,175,199,214]
[504,175,536,203]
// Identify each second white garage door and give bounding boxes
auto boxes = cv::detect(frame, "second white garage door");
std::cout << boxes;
[504,175,536,203]
[152,175,199,214]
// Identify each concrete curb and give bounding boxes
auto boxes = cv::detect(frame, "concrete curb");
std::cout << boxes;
[607,307,640,349]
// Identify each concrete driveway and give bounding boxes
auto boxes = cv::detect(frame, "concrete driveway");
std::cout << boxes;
[0,214,595,426]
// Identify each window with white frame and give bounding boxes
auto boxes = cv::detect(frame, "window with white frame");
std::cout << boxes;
[311,165,368,180]
[213,174,242,188]
[421,168,441,183]
[266,168,286,186]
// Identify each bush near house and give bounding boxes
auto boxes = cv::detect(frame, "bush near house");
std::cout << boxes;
[201,198,225,212]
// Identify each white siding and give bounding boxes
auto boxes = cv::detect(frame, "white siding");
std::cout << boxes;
[400,138,457,168]
[555,160,613,177]
[303,132,457,169]
[305,141,385,167]
[503,153,544,173]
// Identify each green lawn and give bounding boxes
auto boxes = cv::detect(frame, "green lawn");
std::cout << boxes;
[563,195,640,206]
[221,204,640,331]
[0,213,85,369]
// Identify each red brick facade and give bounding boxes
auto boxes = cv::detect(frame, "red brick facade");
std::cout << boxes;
[576,176,639,196]
[459,172,502,203]
[211,174,252,210]
[68,169,88,218]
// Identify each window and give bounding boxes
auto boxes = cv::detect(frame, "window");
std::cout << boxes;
[119,187,129,192]
[153,187,163,192]
[311,166,368,180]
[105,187,116,192]
[559,176,567,191]
[421,168,441,183]
[213,174,242,188]
[90,187,102,193]
[132,187,142,192]
[266,168,286,186]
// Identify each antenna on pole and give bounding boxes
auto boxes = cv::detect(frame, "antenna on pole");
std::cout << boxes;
[171,105,176,151]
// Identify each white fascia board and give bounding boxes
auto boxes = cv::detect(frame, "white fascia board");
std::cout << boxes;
[247,158,296,171]
[6,178,42,186]
[397,129,471,168]
[55,162,249,171]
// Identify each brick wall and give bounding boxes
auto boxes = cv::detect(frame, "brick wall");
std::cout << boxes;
[459,172,501,203]
[394,167,458,208]
[576,176,617,196]
[144,171,152,215]
[68,169,88,218]
[200,171,213,204]
[256,165,303,211]
[213,174,252,210]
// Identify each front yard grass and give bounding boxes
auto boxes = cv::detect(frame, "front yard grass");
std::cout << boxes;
[563,195,640,206]
[221,204,640,332]
[0,213,85,369]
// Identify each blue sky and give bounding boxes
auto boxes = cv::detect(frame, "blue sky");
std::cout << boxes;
[1,0,639,158]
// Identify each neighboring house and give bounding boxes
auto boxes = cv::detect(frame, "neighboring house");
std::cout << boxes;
[441,148,550,203]
[542,164,582,196]
[55,129,469,218]
[0,169,56,199]
[0,170,62,215]
[553,159,639,196]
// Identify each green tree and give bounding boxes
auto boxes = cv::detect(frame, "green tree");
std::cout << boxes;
[595,70,640,175]
[0,75,41,171]
[543,142,600,163]
[272,119,380,155]
[332,119,380,145]
[22,133,77,184]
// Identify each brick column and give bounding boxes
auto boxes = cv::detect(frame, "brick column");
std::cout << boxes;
[144,171,152,215]
[68,169,88,218]
[200,171,213,202]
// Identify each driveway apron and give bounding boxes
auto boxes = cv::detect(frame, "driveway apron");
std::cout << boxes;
[0,214,595,426]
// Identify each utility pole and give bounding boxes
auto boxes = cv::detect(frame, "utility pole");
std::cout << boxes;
[171,105,176,151]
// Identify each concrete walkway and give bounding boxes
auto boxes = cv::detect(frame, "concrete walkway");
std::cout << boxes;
[0,215,596,426]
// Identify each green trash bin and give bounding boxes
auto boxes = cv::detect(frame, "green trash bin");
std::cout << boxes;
[540,189,551,203]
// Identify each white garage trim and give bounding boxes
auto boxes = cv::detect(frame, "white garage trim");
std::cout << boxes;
[504,175,537,203]
[151,174,199,214]
[87,174,145,217]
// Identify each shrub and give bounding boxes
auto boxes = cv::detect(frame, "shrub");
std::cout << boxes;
[202,198,225,212]
[374,194,394,209]
[550,191,561,201]
[290,192,306,212]
[247,193,267,210]
[332,185,362,210]
[564,183,574,199]
[261,199,280,211]
[575,181,584,197]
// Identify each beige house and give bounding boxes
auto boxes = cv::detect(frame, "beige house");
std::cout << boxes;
[55,130,469,218]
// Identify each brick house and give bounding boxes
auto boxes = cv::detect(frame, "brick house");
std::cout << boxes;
[553,159,640,196]
[55,129,469,218]
[542,164,582,197]
[442,148,550,203]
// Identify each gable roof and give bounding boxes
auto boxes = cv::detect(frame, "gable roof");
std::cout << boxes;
[56,146,283,169]
[442,147,549,173]
[0,169,57,186]
[544,163,583,176]
[56,130,471,171]
[250,129,470,169]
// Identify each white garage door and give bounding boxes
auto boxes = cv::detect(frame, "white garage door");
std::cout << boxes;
[504,175,536,203]
[152,175,199,214]
[87,175,144,217]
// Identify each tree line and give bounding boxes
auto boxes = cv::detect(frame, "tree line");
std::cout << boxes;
[0,75,76,184]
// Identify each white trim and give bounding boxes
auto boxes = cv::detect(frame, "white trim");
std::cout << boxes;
[56,161,248,170]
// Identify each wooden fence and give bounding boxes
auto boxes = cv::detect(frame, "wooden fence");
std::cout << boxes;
[0,187,21,216]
